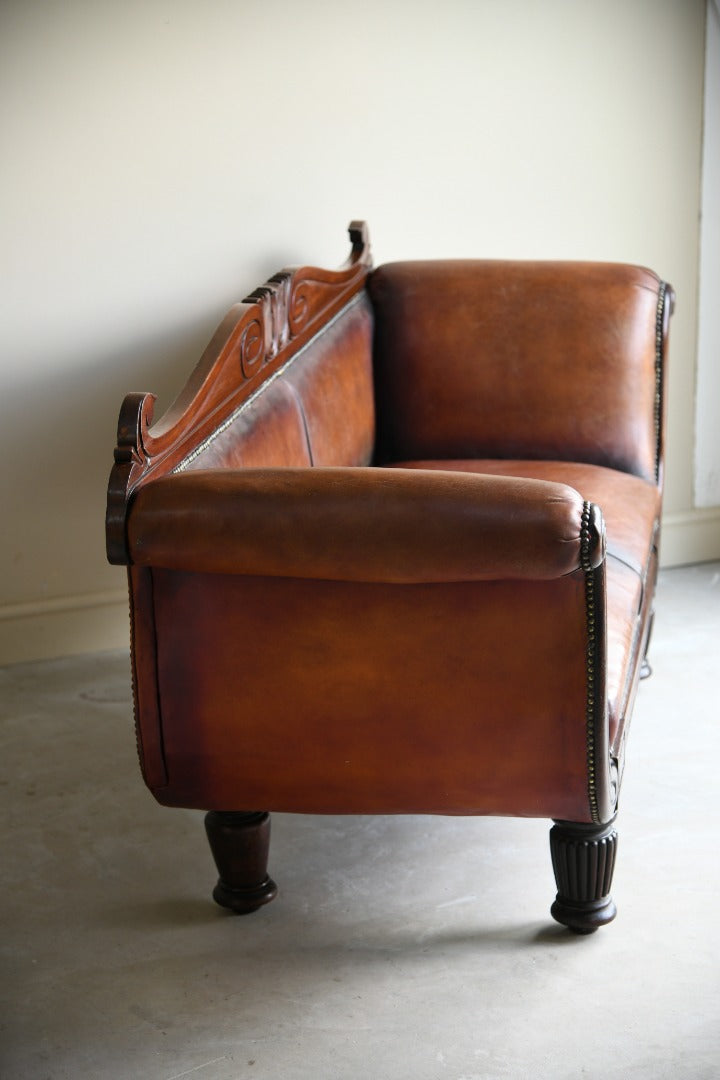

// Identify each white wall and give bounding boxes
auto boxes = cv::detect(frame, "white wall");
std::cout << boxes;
[695,0,720,507]
[0,0,713,664]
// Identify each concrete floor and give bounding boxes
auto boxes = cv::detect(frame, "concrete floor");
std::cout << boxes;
[1,563,719,1080]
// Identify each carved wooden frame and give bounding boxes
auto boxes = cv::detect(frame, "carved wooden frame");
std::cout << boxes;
[106,221,372,565]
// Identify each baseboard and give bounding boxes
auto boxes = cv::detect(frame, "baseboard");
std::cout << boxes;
[0,590,129,666]
[660,506,720,567]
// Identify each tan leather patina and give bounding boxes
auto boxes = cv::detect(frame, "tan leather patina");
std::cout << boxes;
[107,223,674,931]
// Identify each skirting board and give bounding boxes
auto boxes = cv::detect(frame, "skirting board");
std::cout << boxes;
[1,507,718,666]
[660,506,720,567]
[0,590,130,666]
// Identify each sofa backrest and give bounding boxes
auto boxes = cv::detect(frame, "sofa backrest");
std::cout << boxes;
[368,260,667,484]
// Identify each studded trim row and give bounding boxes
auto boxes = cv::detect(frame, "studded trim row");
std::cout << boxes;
[580,501,601,824]
[654,282,669,484]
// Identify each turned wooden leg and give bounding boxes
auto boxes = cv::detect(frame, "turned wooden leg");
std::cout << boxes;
[204,811,278,914]
[549,818,618,934]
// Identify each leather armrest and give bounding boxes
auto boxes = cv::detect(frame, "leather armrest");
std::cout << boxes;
[127,467,603,583]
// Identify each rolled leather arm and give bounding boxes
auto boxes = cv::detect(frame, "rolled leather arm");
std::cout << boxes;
[127,467,604,583]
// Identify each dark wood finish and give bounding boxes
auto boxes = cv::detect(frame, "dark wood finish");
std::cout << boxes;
[204,811,277,914]
[549,818,618,933]
[106,221,372,565]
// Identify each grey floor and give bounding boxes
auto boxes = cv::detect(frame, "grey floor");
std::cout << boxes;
[1,564,719,1080]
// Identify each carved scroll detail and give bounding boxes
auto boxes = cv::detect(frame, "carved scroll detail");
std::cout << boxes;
[106,392,157,564]
[113,392,155,466]
[106,222,372,565]
[288,280,309,336]
[239,317,264,379]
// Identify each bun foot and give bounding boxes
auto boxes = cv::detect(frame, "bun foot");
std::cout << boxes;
[550,894,617,934]
[212,874,278,914]
[204,810,277,915]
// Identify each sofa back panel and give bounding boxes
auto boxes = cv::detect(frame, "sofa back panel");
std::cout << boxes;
[177,294,373,474]
[284,293,375,466]
[179,378,311,471]
[369,261,662,483]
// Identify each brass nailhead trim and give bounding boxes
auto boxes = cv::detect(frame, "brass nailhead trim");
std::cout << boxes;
[581,501,600,824]
[654,282,668,484]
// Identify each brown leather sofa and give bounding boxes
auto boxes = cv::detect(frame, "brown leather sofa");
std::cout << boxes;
[106,222,674,933]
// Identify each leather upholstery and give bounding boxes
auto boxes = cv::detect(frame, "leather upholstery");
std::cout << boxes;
[181,294,374,472]
[370,261,662,482]
[180,378,312,470]
[132,564,593,820]
[118,252,672,836]
[388,459,661,752]
[283,294,375,467]
[128,467,599,582]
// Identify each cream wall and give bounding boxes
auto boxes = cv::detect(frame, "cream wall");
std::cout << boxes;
[696,0,720,507]
[0,0,713,664]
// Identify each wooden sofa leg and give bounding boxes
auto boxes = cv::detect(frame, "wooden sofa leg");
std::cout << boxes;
[204,811,278,914]
[549,818,618,934]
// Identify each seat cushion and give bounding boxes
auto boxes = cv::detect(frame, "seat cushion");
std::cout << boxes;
[387,459,661,752]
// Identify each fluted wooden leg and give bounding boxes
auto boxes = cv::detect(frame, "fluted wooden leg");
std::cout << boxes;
[204,811,278,914]
[549,818,618,934]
